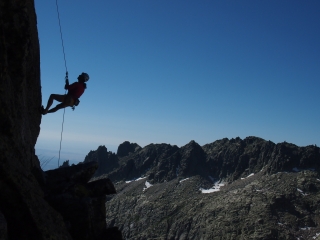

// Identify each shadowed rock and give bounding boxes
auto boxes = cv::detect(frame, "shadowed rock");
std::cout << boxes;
[84,145,120,177]
[44,162,119,240]
[0,1,123,239]
[117,141,141,157]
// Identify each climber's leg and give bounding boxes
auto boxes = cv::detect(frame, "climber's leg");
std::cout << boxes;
[42,94,65,115]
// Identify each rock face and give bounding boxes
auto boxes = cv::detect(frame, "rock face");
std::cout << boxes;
[84,145,119,177]
[0,1,71,239]
[0,1,123,239]
[117,141,141,157]
[89,137,320,240]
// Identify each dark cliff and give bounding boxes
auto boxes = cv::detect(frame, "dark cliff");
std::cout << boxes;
[0,1,70,239]
[0,1,122,239]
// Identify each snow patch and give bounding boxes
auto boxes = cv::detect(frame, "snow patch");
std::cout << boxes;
[179,178,189,183]
[200,181,225,194]
[143,181,153,191]
[300,227,311,231]
[297,188,308,196]
[145,181,152,188]
[125,176,147,183]
[241,173,254,180]
[313,233,320,239]
[136,177,147,181]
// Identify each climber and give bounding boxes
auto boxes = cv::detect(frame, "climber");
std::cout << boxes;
[41,72,89,114]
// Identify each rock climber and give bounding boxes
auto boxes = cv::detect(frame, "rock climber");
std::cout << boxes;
[41,72,89,114]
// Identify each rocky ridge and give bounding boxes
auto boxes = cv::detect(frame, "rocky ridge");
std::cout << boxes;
[86,137,320,239]
[89,137,319,185]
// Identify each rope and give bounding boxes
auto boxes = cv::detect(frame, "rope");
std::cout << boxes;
[55,0,68,167]
[58,107,66,167]
[55,0,68,73]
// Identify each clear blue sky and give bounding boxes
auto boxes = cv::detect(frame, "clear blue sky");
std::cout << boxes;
[35,0,320,169]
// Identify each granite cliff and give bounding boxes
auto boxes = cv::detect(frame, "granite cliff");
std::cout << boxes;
[0,1,122,239]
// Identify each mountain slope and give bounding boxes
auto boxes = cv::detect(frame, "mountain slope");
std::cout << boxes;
[86,137,320,239]
[106,170,320,239]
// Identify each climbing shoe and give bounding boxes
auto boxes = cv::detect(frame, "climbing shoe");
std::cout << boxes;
[40,105,47,115]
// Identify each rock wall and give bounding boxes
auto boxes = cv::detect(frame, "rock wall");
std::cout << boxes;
[0,0,41,163]
[0,1,122,239]
[0,1,72,239]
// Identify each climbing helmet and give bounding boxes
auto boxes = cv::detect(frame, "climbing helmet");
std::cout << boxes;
[81,72,90,82]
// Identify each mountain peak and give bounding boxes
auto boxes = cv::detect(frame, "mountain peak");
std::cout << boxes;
[117,141,141,157]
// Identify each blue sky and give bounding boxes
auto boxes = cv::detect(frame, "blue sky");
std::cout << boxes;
[35,0,320,169]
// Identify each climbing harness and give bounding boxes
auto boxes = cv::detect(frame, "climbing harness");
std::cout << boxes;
[55,0,68,167]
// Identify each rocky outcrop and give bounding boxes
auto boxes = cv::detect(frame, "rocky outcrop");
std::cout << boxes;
[117,141,141,157]
[103,143,180,183]
[44,162,121,240]
[148,141,208,183]
[203,136,320,182]
[84,145,119,177]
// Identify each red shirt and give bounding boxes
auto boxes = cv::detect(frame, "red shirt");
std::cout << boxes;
[67,82,85,99]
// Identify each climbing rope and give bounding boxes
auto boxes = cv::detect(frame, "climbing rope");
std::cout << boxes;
[55,0,68,73]
[55,0,68,167]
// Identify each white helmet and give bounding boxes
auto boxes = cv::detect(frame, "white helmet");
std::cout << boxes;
[81,72,90,82]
